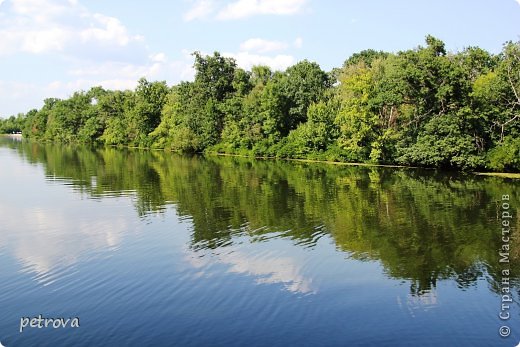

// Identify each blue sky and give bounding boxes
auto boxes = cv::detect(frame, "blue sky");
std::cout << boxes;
[0,0,519,117]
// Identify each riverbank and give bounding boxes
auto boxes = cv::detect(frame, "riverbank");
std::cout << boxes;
[0,133,23,141]
[474,172,520,179]
[207,151,520,179]
[4,135,518,179]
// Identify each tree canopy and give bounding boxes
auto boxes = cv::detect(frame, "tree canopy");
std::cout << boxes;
[3,36,519,172]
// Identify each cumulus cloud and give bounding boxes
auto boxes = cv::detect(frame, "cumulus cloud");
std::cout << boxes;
[80,14,136,46]
[150,52,167,63]
[183,0,307,21]
[217,0,307,20]
[183,0,214,21]
[225,51,294,71]
[293,37,303,48]
[60,52,195,94]
[239,38,288,53]
[0,0,305,116]
[0,0,196,116]
[0,52,194,117]
[0,0,144,57]
[230,36,303,71]
[0,81,44,116]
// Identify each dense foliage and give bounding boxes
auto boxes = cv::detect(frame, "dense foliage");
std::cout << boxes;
[0,113,24,134]
[3,36,519,172]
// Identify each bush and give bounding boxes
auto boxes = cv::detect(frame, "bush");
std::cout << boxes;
[486,136,520,172]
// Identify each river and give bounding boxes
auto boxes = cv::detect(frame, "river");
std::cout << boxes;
[0,136,518,346]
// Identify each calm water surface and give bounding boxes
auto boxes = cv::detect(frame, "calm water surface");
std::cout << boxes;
[0,136,519,346]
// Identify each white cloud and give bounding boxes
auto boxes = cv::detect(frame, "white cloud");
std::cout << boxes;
[0,0,187,116]
[150,52,167,63]
[80,14,135,46]
[20,27,72,53]
[0,48,195,116]
[0,0,305,116]
[239,38,288,53]
[182,0,307,21]
[63,50,195,92]
[516,0,520,5]
[232,36,302,70]
[293,37,303,48]
[10,0,70,22]
[183,0,214,21]
[217,0,306,20]
[225,51,294,71]
[0,0,143,56]
[0,81,44,116]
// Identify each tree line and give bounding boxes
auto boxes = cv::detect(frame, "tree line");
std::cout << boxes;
[2,36,519,171]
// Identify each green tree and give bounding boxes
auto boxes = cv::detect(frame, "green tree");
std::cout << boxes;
[343,49,389,68]
[281,60,330,133]
[398,111,484,169]
[335,62,377,161]
[9,37,520,172]
[0,113,26,134]
[124,78,169,147]
[99,90,135,146]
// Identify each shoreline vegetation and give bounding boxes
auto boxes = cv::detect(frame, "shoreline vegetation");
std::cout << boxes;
[0,35,519,173]
[211,151,520,179]
[3,133,518,179]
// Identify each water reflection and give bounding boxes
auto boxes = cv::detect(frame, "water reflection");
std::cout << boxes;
[185,245,315,294]
[397,289,438,317]
[1,137,519,297]
[0,199,129,281]
[0,145,131,286]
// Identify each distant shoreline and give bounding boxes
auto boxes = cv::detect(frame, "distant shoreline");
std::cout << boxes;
[1,133,23,141]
